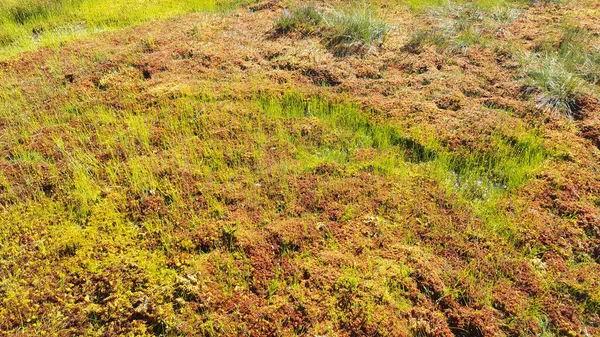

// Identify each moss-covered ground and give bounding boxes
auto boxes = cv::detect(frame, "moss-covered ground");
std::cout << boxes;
[0,0,599,336]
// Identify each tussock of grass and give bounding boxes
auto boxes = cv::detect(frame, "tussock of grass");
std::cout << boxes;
[557,26,600,85]
[275,2,323,34]
[404,2,521,53]
[275,3,390,56]
[524,55,585,117]
[322,5,390,56]
[523,25,599,117]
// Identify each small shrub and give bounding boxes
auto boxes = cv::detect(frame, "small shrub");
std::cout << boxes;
[275,2,323,35]
[322,5,390,56]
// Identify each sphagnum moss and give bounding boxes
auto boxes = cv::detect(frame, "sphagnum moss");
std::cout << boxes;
[1,1,599,336]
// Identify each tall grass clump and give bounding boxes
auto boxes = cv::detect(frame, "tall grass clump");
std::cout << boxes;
[556,26,600,85]
[523,25,599,118]
[322,5,390,56]
[404,2,521,53]
[524,55,585,118]
[275,2,322,35]
[274,3,390,56]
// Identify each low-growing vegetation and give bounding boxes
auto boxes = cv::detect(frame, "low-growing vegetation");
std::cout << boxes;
[523,54,586,117]
[276,3,390,56]
[276,2,323,34]
[405,1,521,53]
[1,0,599,336]
[523,25,600,117]
[403,1,598,118]
[0,0,239,58]
[322,5,390,56]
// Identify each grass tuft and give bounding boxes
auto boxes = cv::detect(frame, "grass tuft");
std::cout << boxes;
[274,3,390,56]
[322,5,390,56]
[557,26,600,85]
[275,2,323,35]
[404,2,521,53]
[524,55,585,118]
[523,25,599,118]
